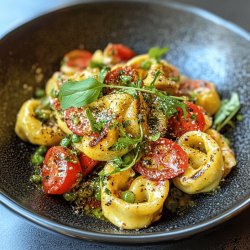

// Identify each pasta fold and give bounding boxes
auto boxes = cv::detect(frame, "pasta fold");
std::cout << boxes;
[173,131,224,194]
[101,163,169,229]
[15,99,64,146]
[206,129,236,177]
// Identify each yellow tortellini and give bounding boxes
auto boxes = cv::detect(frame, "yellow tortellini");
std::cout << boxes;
[74,93,146,161]
[173,131,224,194]
[15,99,64,146]
[101,163,169,229]
[194,82,221,115]
[206,129,236,177]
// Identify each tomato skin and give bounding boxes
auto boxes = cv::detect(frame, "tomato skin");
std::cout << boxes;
[42,146,82,194]
[64,49,92,70]
[167,102,205,138]
[78,153,99,176]
[63,107,91,136]
[134,138,188,181]
[104,66,139,85]
[104,44,135,62]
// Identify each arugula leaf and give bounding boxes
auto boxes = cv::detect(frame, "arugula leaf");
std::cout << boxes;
[99,67,110,83]
[99,144,141,176]
[110,123,143,151]
[213,92,240,131]
[149,70,161,90]
[148,47,170,61]
[156,90,187,118]
[59,78,103,109]
[85,108,100,132]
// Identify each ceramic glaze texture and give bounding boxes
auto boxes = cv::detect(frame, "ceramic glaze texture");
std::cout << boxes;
[0,1,249,240]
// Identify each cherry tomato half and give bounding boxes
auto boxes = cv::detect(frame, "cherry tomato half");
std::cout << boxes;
[104,44,135,63]
[65,49,92,70]
[63,107,91,136]
[167,102,205,138]
[133,138,188,181]
[104,66,139,85]
[78,153,99,176]
[42,146,82,194]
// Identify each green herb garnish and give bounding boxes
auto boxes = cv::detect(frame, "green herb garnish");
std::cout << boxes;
[59,78,186,118]
[59,78,103,110]
[213,92,240,131]
[149,132,161,142]
[85,108,105,133]
[141,60,152,70]
[148,47,170,61]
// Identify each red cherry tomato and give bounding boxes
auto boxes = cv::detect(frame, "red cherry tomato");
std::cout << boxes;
[63,107,92,136]
[104,44,135,62]
[42,146,82,194]
[133,138,188,181]
[64,49,92,70]
[104,66,139,85]
[78,153,99,176]
[167,102,205,138]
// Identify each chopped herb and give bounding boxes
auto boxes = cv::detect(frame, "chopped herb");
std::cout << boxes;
[120,75,132,85]
[141,60,152,70]
[104,188,111,195]
[149,70,161,90]
[109,123,143,151]
[148,47,170,61]
[149,132,161,141]
[34,108,51,122]
[50,88,59,98]
[191,114,197,120]
[60,135,72,147]
[35,88,46,98]
[86,108,104,133]
[214,92,240,131]
[72,134,82,143]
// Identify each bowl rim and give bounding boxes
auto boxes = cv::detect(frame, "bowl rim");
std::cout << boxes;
[0,0,249,243]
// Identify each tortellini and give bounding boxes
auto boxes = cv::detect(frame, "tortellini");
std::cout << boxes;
[101,163,169,229]
[74,93,147,161]
[206,129,236,177]
[173,131,224,194]
[15,99,64,146]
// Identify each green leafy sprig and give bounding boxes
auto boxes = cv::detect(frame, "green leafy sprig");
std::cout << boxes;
[59,77,186,117]
[213,92,240,131]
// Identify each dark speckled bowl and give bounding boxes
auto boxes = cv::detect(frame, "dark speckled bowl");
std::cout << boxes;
[0,0,249,243]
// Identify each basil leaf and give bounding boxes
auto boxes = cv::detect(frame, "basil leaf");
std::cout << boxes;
[214,92,240,131]
[59,78,103,109]
[148,47,170,61]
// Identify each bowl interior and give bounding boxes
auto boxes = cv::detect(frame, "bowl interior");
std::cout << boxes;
[0,0,249,240]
